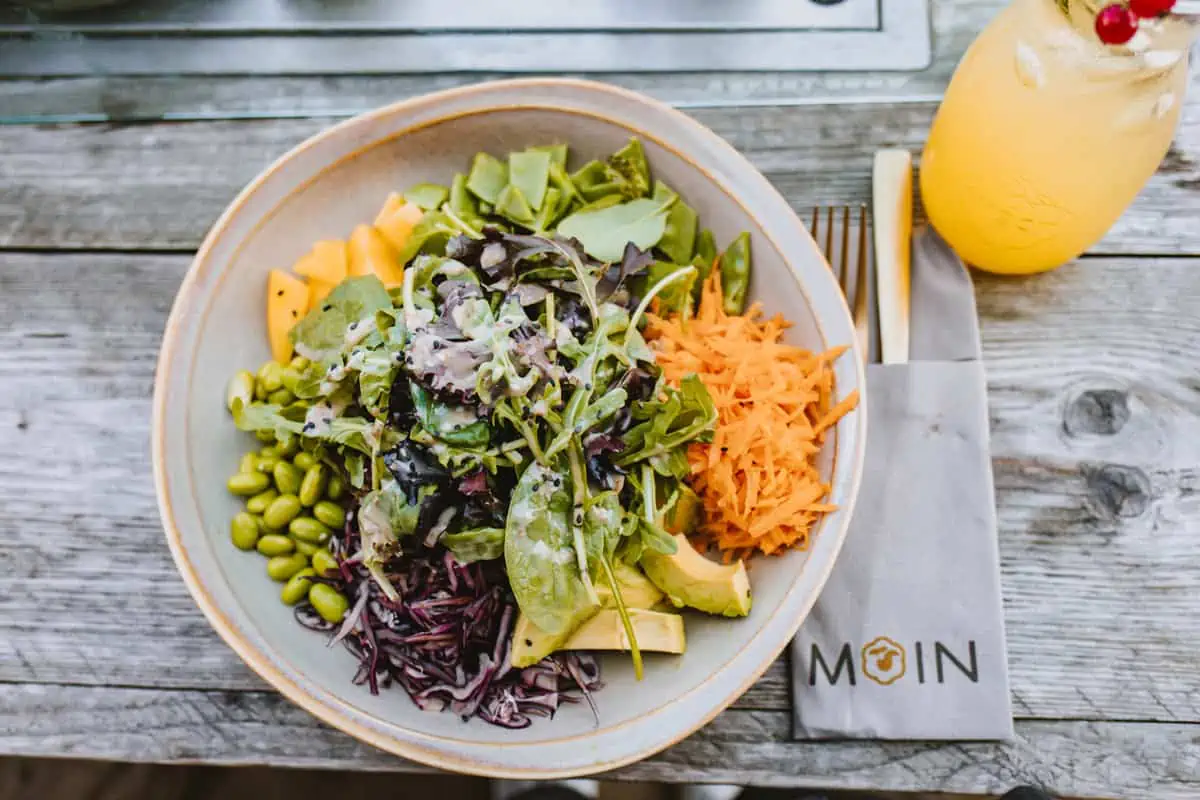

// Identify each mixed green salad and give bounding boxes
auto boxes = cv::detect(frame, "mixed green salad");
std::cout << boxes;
[224,138,754,728]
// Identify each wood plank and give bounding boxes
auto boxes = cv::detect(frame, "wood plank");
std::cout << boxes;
[0,0,995,121]
[1,683,1198,799]
[2,102,1199,254]
[4,251,1200,726]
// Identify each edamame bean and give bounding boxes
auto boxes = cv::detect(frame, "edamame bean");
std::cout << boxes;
[289,356,310,371]
[245,488,278,514]
[292,452,318,471]
[326,475,345,501]
[280,368,302,394]
[275,438,300,458]
[293,538,319,557]
[238,452,259,475]
[289,516,330,544]
[225,370,255,412]
[259,444,281,457]
[266,553,309,582]
[298,464,328,507]
[308,583,350,623]
[268,388,294,406]
[263,494,303,529]
[257,361,284,393]
[254,381,268,401]
[255,429,276,443]
[230,512,260,551]
[311,550,339,577]
[313,500,345,528]
[256,534,295,557]
[273,461,303,495]
[227,471,270,496]
[255,454,281,474]
[280,568,316,605]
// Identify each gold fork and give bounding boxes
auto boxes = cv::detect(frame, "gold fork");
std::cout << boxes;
[809,205,874,363]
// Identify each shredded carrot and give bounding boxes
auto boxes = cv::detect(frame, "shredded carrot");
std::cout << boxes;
[645,271,859,560]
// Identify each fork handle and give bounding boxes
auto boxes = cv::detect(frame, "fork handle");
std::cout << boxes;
[872,149,913,365]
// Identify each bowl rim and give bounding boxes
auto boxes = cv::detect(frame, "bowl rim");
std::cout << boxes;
[152,77,867,778]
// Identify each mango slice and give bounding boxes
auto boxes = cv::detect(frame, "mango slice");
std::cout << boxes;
[293,240,348,285]
[374,193,425,253]
[348,224,405,287]
[267,269,310,364]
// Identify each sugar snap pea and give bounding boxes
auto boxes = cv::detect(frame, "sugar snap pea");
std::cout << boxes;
[227,471,270,496]
[308,583,350,623]
[298,464,328,507]
[273,461,303,495]
[245,488,278,514]
[718,231,751,315]
[281,568,316,605]
[266,552,309,582]
[230,512,260,551]
[313,500,345,529]
[256,533,295,557]
[289,516,330,544]
[263,494,303,529]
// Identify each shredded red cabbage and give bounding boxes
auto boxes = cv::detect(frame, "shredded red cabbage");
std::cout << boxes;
[294,511,602,729]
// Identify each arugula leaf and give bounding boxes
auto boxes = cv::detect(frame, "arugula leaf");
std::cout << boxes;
[556,197,673,263]
[615,375,717,467]
[443,527,505,564]
[289,275,392,363]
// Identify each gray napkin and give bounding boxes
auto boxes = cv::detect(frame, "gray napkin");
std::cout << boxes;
[790,228,1013,741]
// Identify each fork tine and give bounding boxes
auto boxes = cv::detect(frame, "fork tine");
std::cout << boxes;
[853,205,871,361]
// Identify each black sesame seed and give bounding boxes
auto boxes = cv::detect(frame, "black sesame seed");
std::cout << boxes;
[276,290,284,297]
[323,304,332,311]
[349,321,358,330]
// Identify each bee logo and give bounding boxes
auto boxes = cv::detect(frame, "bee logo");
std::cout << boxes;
[861,636,906,686]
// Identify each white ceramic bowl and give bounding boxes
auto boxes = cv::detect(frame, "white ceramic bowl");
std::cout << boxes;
[153,78,866,778]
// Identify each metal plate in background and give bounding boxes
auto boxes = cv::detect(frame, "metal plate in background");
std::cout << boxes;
[0,0,932,74]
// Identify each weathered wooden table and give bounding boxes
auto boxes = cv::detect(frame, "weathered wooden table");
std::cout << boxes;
[2,2,1199,798]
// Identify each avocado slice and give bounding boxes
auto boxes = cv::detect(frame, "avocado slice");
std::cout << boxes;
[640,534,752,617]
[595,560,664,610]
[510,609,686,667]
[510,563,667,667]
[564,609,685,655]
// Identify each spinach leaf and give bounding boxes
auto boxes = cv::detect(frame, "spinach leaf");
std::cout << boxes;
[444,527,505,564]
[504,461,599,635]
[466,152,508,205]
[509,149,552,212]
[556,197,673,263]
[403,182,449,211]
[289,275,392,363]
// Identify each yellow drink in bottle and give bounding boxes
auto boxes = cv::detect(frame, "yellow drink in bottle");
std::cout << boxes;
[921,0,1193,274]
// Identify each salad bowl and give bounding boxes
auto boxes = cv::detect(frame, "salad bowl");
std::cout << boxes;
[152,78,866,777]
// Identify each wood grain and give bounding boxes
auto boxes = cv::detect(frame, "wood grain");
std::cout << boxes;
[4,251,1200,731]
[2,102,1199,254]
[0,0,997,121]
[1,683,1197,799]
